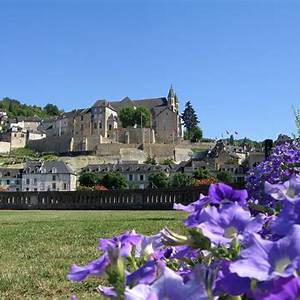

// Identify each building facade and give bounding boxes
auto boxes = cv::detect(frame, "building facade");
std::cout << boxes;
[22,161,76,191]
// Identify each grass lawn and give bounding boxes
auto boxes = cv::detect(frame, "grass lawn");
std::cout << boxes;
[0,210,185,299]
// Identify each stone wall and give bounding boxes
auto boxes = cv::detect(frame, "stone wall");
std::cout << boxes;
[0,141,10,153]
[0,186,208,210]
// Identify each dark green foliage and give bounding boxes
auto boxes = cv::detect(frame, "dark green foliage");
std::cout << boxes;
[144,156,157,165]
[0,97,63,118]
[44,103,60,116]
[193,168,212,180]
[119,106,150,128]
[119,107,136,128]
[134,107,150,128]
[161,158,174,165]
[79,172,100,187]
[100,172,128,190]
[148,172,170,188]
[181,101,199,131]
[171,173,195,187]
[216,171,234,184]
[229,134,235,145]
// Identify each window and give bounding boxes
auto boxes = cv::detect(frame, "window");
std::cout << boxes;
[33,178,37,185]
[63,183,67,190]
[129,174,133,181]
[14,133,17,137]
[26,188,29,191]
[26,179,30,185]
[21,134,25,137]
[99,122,102,129]
[94,123,97,129]
[80,124,84,131]
[80,115,84,121]
[109,124,112,130]
[6,180,10,185]
[52,183,56,190]
[140,174,144,181]
[34,188,37,191]
[52,175,56,181]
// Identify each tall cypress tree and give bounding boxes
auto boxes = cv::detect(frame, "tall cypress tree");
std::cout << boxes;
[181,101,199,131]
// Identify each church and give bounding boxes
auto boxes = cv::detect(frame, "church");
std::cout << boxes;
[31,86,184,153]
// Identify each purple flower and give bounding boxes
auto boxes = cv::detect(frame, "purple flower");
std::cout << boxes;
[230,225,300,281]
[67,254,110,282]
[214,260,251,296]
[135,233,163,258]
[174,194,211,213]
[271,198,300,236]
[99,231,142,259]
[247,140,300,206]
[209,183,248,206]
[126,260,158,285]
[188,203,264,245]
[254,276,300,300]
[125,265,209,300]
[265,175,300,202]
[97,286,118,298]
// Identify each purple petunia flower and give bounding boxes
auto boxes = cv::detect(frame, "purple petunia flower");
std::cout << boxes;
[187,203,264,245]
[208,183,248,206]
[126,260,159,285]
[230,225,300,281]
[265,175,300,202]
[254,276,300,300]
[97,286,118,298]
[174,194,211,213]
[67,254,110,282]
[271,198,300,236]
[125,265,209,300]
[214,260,251,296]
[99,230,142,259]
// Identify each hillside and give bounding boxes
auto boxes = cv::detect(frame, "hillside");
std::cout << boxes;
[0,97,63,119]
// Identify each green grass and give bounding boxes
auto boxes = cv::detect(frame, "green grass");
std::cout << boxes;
[0,210,185,299]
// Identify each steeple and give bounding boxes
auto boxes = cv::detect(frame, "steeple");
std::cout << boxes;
[167,85,175,100]
[167,85,178,112]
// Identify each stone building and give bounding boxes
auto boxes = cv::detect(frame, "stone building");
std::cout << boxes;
[29,86,183,153]
[9,116,41,131]
[0,168,23,191]
[22,160,76,191]
[82,162,173,189]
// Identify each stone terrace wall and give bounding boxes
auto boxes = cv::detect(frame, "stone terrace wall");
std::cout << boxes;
[0,186,208,210]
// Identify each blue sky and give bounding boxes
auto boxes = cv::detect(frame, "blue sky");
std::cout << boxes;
[0,0,299,141]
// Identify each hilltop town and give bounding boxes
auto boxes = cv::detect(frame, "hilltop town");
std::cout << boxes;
[0,86,271,192]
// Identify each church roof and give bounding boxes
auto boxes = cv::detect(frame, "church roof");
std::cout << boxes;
[107,97,168,112]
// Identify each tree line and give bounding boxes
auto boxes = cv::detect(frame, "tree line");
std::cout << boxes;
[0,97,62,119]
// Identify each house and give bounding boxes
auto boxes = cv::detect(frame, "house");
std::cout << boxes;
[0,168,23,191]
[0,126,27,150]
[9,116,41,131]
[82,162,173,189]
[22,160,76,191]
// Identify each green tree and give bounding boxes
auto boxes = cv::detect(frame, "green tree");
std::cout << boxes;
[193,168,211,180]
[148,172,170,188]
[216,171,234,184]
[171,173,195,187]
[44,103,60,116]
[134,107,150,128]
[229,134,235,145]
[189,127,203,142]
[79,172,100,187]
[181,101,199,131]
[119,107,136,128]
[100,172,128,190]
